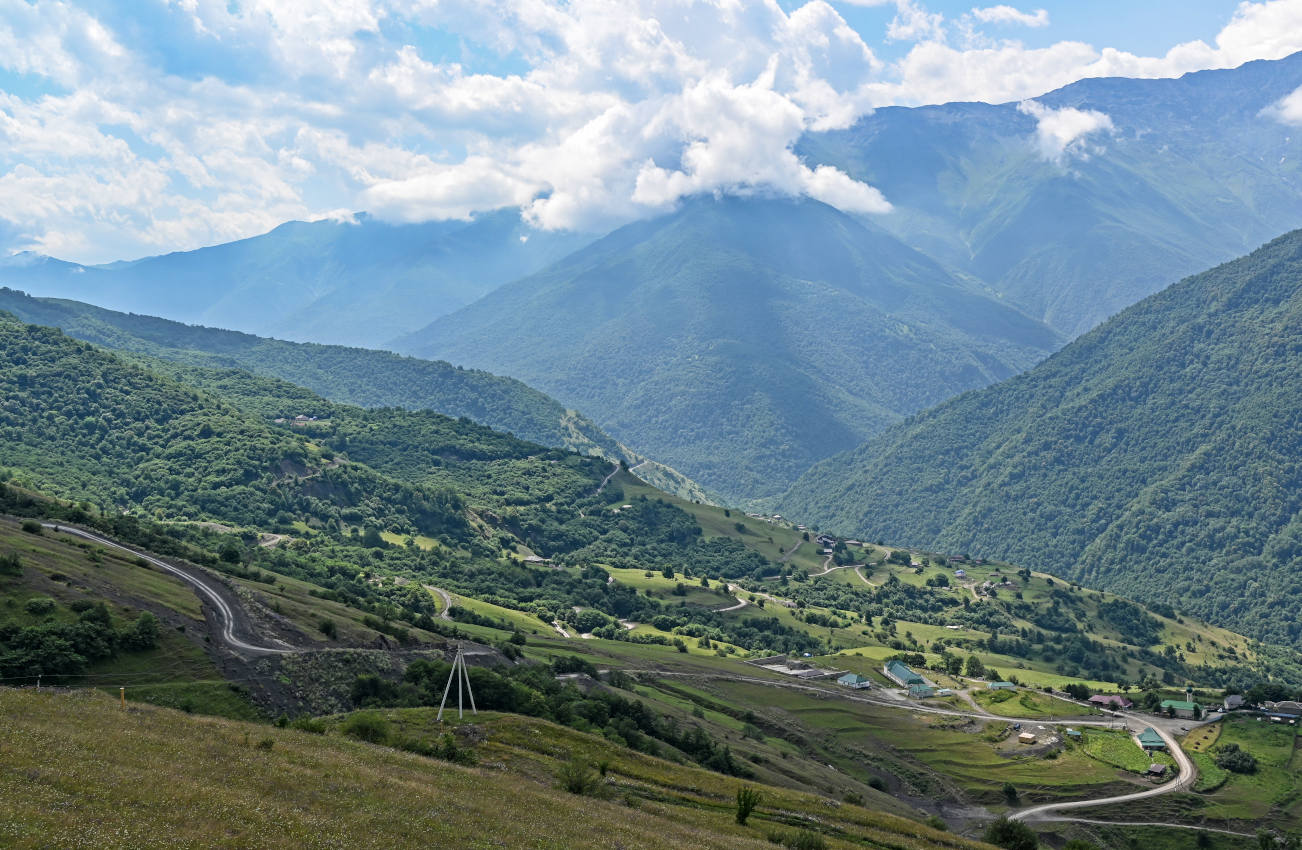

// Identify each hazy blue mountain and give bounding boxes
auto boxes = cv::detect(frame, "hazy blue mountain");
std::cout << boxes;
[0,287,708,502]
[0,211,593,347]
[801,51,1302,336]
[779,229,1302,647]
[396,196,1061,500]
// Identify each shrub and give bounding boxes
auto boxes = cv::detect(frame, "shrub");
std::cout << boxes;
[20,520,42,535]
[736,785,762,825]
[24,597,56,616]
[556,755,599,795]
[254,738,275,751]
[318,618,338,639]
[341,712,391,745]
[289,715,326,735]
[1215,743,1258,774]
[983,816,1038,850]
[0,551,21,575]
[867,776,886,792]
[765,830,825,850]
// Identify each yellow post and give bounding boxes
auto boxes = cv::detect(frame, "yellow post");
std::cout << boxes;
[120,687,125,709]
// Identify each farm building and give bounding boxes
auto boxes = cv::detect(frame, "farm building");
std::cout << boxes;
[837,673,872,690]
[1017,732,1037,744]
[1089,694,1133,709]
[909,685,935,699]
[884,660,925,687]
[987,682,1017,691]
[1160,699,1200,719]
[953,569,966,578]
[1137,728,1166,750]
[1223,694,1245,711]
[1147,763,1168,777]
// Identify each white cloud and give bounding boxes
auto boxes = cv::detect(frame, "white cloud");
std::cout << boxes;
[1263,84,1302,126]
[2,0,1302,262]
[1017,99,1115,164]
[970,6,1048,28]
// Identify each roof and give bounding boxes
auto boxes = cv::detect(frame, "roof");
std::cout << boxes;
[1137,728,1166,747]
[1161,699,1199,711]
[988,682,1017,689]
[1147,763,1168,775]
[885,660,924,683]
[1089,694,1133,707]
[838,673,870,684]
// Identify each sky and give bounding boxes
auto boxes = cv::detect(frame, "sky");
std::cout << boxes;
[2,0,1302,264]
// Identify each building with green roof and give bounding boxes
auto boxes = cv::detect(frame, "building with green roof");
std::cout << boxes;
[1160,699,1200,718]
[884,660,925,687]
[1137,727,1166,750]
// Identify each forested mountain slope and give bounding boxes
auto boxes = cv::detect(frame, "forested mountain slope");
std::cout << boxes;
[802,51,1302,337]
[398,196,1061,500]
[0,289,705,502]
[0,210,592,347]
[780,229,1302,648]
[0,315,470,539]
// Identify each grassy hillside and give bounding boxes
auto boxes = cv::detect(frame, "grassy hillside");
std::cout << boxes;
[0,288,707,502]
[399,196,1059,500]
[0,687,1002,850]
[780,228,1302,651]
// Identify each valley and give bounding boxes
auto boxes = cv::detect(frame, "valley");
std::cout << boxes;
[5,14,1302,849]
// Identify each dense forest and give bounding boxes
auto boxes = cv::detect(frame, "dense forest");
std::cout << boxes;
[780,228,1302,649]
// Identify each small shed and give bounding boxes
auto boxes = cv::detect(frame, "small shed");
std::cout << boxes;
[1018,732,1037,744]
[1147,763,1168,777]
[909,685,935,699]
[1066,729,1082,740]
[838,673,872,690]
[988,682,1017,691]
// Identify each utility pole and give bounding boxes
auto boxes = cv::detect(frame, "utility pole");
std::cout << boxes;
[437,644,478,722]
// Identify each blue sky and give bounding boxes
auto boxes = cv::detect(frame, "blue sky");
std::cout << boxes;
[1,0,1301,264]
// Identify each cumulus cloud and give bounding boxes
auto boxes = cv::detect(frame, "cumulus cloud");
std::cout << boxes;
[970,6,1048,28]
[1017,100,1115,164]
[1263,84,1302,126]
[1,0,1302,262]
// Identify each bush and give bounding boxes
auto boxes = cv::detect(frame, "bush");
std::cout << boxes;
[341,712,391,745]
[1215,743,1258,774]
[318,618,338,639]
[983,816,1038,850]
[736,785,762,825]
[556,754,599,795]
[289,715,326,735]
[24,597,56,616]
[0,551,21,575]
[20,520,42,535]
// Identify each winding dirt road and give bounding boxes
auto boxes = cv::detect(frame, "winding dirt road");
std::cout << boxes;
[44,523,295,656]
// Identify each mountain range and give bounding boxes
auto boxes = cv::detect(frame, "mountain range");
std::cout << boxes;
[779,228,1302,649]
[396,196,1062,500]
[0,211,591,348]
[4,53,1302,502]
[802,51,1302,337]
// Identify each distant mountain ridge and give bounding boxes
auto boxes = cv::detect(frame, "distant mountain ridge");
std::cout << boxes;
[801,51,1302,336]
[778,228,1302,648]
[397,196,1061,500]
[0,211,593,348]
[0,288,708,502]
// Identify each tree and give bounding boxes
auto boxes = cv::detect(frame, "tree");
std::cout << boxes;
[964,655,986,679]
[983,817,1038,850]
[1002,782,1019,805]
[736,785,762,825]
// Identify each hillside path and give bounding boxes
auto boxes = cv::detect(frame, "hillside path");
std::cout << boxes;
[43,523,295,656]
[426,585,455,621]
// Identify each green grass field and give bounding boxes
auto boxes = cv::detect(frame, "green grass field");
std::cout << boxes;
[0,688,997,850]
